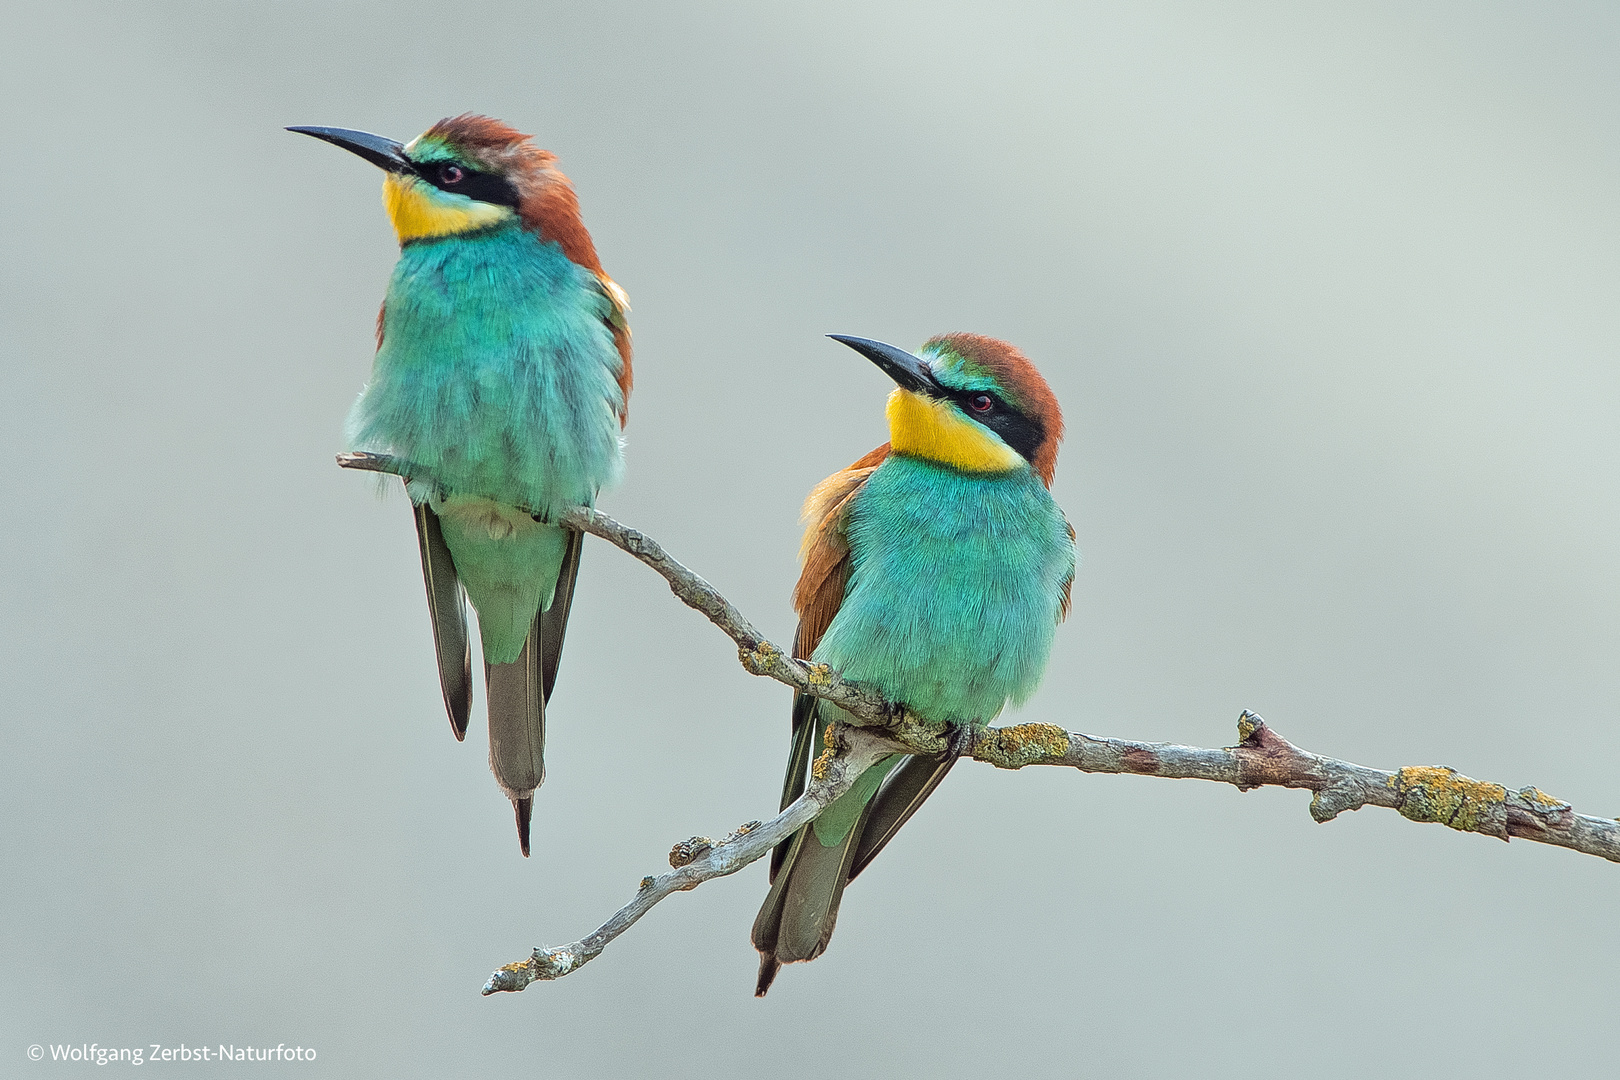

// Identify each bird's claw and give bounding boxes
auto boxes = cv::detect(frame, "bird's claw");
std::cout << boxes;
[940,721,975,761]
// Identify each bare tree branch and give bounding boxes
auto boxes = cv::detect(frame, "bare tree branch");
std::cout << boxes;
[1024,713,1620,862]
[334,451,1620,992]
[480,724,896,994]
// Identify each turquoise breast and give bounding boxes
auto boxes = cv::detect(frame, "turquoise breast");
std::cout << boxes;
[345,221,625,519]
[813,454,1075,723]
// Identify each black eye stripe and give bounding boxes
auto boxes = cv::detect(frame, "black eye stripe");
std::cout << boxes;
[410,159,521,208]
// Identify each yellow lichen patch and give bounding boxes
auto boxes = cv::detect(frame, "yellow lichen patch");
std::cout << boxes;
[1237,712,1261,742]
[978,723,1070,770]
[811,725,837,781]
[1389,766,1507,834]
[805,662,835,687]
[742,641,782,674]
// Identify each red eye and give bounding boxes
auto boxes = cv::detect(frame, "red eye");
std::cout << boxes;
[970,394,994,413]
[439,163,465,184]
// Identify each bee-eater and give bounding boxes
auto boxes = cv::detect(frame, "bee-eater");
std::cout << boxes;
[289,115,631,856]
[752,333,1074,995]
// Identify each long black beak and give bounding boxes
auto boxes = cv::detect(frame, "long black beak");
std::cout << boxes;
[286,126,410,173]
[828,334,940,395]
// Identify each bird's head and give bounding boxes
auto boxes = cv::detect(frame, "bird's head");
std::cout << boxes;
[288,114,587,249]
[831,332,1063,486]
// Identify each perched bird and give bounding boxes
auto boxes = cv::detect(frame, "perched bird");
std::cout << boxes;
[752,333,1074,995]
[289,115,631,856]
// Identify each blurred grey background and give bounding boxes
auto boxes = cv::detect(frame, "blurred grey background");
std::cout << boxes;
[4,1,1618,1076]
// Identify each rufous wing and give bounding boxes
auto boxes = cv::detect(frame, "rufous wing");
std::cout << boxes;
[791,443,890,659]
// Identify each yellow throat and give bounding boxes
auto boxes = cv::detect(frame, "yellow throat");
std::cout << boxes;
[382,172,512,243]
[885,388,1022,474]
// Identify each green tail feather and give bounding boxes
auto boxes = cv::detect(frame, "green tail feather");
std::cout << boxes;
[435,510,569,667]
[755,701,937,995]
[480,528,583,858]
[752,798,875,996]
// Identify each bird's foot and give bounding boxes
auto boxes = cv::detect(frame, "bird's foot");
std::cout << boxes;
[939,721,976,762]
